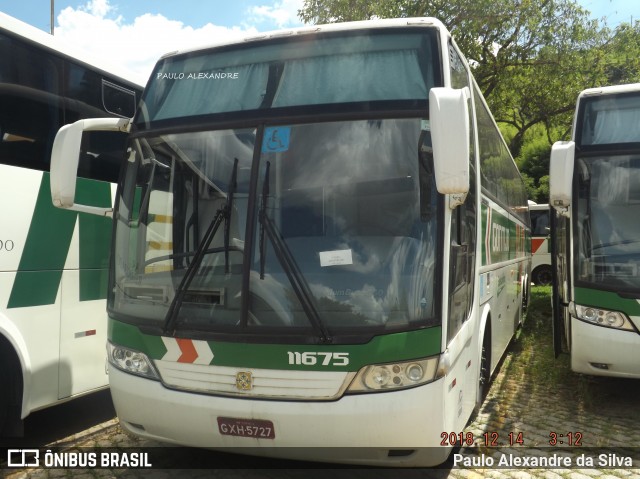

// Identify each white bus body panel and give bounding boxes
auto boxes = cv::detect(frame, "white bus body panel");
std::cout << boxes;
[0,166,110,417]
[530,204,551,284]
[570,317,640,378]
[59,268,108,397]
[110,367,452,467]
[531,244,550,272]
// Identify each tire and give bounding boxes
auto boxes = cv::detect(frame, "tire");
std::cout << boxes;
[532,265,553,286]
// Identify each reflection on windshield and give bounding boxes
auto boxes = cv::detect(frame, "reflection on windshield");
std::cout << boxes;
[111,118,441,339]
[576,155,640,290]
[580,93,640,145]
[139,31,437,124]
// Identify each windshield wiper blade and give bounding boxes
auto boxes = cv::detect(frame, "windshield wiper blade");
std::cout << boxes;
[224,158,239,274]
[259,162,269,280]
[163,158,239,335]
[258,161,332,344]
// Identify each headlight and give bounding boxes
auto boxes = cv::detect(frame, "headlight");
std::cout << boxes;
[107,342,160,380]
[570,303,636,331]
[347,356,442,393]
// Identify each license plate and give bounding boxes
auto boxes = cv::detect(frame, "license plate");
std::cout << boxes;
[217,417,275,439]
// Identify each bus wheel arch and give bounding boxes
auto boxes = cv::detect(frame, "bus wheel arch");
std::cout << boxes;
[476,310,492,409]
[521,273,530,313]
[0,334,25,437]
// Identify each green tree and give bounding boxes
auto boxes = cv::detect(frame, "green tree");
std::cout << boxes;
[599,22,640,85]
[517,134,552,202]
[299,1,640,195]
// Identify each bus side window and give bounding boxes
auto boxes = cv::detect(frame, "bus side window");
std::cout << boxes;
[65,62,104,121]
[0,31,63,172]
[447,169,477,343]
[447,42,477,343]
[103,80,137,118]
[531,209,549,236]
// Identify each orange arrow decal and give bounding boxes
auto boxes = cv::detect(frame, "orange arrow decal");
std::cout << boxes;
[176,338,198,363]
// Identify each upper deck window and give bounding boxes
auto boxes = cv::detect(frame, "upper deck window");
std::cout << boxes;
[579,92,640,147]
[137,29,439,125]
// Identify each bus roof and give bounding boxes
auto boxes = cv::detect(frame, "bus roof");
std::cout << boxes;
[578,82,640,99]
[529,203,549,210]
[159,17,450,60]
[0,11,141,88]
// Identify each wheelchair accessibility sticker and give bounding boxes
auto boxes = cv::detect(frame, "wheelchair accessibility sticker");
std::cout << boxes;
[262,127,291,153]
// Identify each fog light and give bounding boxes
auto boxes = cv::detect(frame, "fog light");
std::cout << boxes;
[406,363,424,382]
[583,308,597,322]
[372,367,390,386]
[604,313,622,328]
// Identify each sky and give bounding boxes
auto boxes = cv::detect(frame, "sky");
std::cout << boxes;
[1,0,639,85]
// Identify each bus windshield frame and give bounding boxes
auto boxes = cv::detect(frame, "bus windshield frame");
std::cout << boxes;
[576,92,640,149]
[111,118,443,344]
[109,27,446,344]
[572,91,640,294]
[134,28,441,131]
[573,152,640,294]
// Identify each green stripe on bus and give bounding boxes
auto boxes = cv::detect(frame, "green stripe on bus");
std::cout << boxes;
[108,320,169,359]
[108,319,443,371]
[7,174,112,308]
[481,201,528,266]
[574,287,640,316]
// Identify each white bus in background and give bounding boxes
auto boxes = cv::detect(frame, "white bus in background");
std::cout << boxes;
[0,12,142,436]
[550,83,640,377]
[529,202,552,285]
[50,18,531,466]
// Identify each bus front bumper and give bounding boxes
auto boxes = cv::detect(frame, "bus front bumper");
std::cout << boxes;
[571,317,640,378]
[109,367,452,467]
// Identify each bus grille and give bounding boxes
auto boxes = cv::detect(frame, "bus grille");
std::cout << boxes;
[154,361,353,400]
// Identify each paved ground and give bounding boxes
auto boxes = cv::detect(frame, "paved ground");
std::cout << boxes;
[3,288,640,478]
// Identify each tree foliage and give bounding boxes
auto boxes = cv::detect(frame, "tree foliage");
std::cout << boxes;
[517,134,553,203]
[599,22,640,86]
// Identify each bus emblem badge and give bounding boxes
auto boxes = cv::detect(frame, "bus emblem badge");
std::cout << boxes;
[236,371,253,390]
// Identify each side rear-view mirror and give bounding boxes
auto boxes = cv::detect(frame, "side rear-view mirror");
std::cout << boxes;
[429,87,470,199]
[51,117,130,216]
[549,141,575,216]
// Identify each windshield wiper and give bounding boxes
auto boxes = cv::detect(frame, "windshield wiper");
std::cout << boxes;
[258,161,332,343]
[259,161,269,280]
[224,159,238,273]
[163,158,239,335]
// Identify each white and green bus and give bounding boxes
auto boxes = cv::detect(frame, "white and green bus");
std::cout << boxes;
[0,12,142,436]
[530,203,552,285]
[50,18,530,466]
[550,83,640,377]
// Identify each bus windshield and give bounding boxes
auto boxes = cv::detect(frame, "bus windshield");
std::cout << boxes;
[112,28,443,341]
[575,155,640,290]
[112,118,440,340]
[578,93,640,146]
[136,30,438,126]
